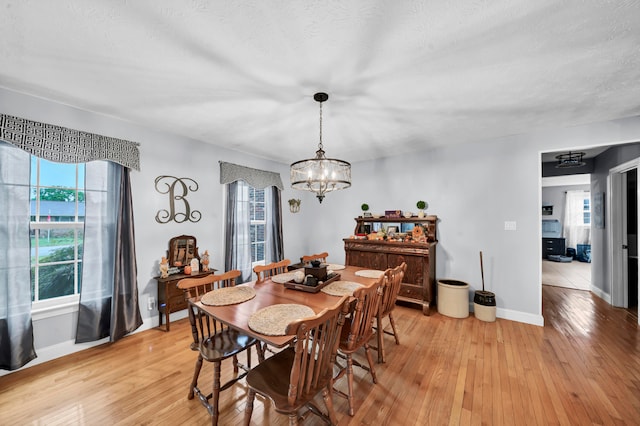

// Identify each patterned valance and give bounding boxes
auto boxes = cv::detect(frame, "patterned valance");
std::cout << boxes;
[0,114,140,171]
[219,161,283,190]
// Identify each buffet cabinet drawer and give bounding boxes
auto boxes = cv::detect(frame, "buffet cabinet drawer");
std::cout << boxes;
[542,237,565,258]
[398,283,423,300]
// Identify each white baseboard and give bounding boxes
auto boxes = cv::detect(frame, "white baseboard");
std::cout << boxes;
[590,286,611,303]
[469,302,544,326]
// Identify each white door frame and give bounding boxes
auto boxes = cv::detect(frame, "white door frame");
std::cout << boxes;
[608,158,640,314]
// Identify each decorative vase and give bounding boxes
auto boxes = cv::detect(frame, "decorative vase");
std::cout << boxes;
[418,210,425,218]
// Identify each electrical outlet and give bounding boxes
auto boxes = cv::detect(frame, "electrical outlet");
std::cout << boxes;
[504,221,517,231]
[147,296,156,311]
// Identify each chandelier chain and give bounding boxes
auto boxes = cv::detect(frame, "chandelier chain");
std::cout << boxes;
[318,101,323,151]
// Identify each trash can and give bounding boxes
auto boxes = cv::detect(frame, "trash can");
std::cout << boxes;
[437,279,470,318]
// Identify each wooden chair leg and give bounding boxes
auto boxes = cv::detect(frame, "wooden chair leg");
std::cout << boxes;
[376,315,385,363]
[288,413,298,425]
[244,389,256,426]
[346,355,355,416]
[388,312,400,345]
[189,354,203,399]
[364,344,377,384]
[211,361,221,426]
[322,385,338,425]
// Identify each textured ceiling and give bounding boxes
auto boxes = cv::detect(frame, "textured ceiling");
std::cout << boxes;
[1,1,640,164]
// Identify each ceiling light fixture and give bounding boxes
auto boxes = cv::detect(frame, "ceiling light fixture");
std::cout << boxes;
[555,151,586,168]
[290,92,351,203]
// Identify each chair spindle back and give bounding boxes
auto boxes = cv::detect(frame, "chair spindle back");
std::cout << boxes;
[253,259,291,283]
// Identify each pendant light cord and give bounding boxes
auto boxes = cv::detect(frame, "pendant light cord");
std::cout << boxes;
[318,101,323,151]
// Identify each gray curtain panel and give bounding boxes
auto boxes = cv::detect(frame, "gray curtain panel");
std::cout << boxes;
[0,142,37,370]
[76,162,142,343]
[265,186,283,263]
[224,181,253,283]
[110,167,143,341]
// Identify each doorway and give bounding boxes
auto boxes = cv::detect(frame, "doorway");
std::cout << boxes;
[624,168,637,310]
[609,158,640,318]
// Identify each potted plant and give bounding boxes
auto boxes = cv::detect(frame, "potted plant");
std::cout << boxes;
[416,200,427,218]
[361,203,371,217]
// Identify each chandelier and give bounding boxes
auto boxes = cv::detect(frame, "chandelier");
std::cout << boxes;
[290,92,351,203]
[555,151,586,168]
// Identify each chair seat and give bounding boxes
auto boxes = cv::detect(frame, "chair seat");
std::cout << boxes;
[246,347,330,413]
[200,329,258,362]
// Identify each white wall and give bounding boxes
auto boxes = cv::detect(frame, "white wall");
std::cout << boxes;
[301,115,640,326]
[4,86,640,372]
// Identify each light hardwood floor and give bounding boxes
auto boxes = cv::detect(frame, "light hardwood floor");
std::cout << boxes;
[542,259,591,290]
[1,291,639,425]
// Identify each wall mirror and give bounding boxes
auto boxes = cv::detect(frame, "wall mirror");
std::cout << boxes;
[168,235,199,267]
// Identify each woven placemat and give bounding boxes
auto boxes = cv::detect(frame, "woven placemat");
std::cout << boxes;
[321,280,363,297]
[201,286,256,306]
[355,269,385,278]
[248,304,315,336]
[270,271,299,284]
[326,263,345,271]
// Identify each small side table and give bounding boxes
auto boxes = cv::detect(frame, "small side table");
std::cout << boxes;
[154,269,216,331]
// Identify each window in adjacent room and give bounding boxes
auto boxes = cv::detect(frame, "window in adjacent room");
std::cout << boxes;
[29,157,85,306]
[583,196,591,225]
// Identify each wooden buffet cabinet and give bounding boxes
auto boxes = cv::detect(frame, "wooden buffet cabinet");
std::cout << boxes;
[155,270,216,331]
[343,215,438,315]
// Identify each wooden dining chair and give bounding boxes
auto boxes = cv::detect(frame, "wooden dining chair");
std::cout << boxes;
[334,274,386,416]
[300,251,329,264]
[243,296,350,426]
[253,258,291,283]
[178,270,264,426]
[374,262,407,363]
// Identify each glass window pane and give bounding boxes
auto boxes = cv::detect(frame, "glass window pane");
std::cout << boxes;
[77,229,84,260]
[30,156,84,303]
[256,242,264,262]
[256,224,264,242]
[37,229,76,263]
[30,157,38,186]
[37,197,77,221]
[37,263,75,300]
[38,159,78,188]
[255,203,265,221]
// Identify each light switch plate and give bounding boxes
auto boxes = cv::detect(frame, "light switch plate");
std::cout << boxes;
[504,221,517,231]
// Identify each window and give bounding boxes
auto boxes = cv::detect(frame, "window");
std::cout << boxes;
[249,187,265,267]
[30,157,85,305]
[583,197,591,225]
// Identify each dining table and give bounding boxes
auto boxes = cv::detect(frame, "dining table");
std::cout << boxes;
[193,264,383,348]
